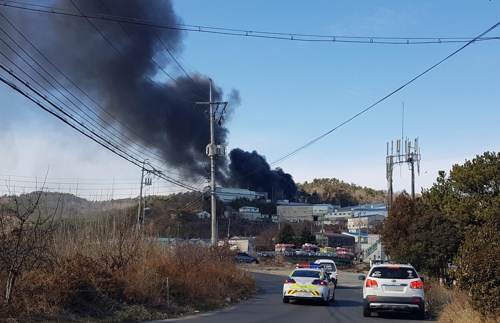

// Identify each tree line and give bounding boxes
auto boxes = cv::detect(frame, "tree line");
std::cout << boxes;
[381,151,500,316]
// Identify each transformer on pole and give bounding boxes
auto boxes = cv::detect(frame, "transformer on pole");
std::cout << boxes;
[193,79,228,245]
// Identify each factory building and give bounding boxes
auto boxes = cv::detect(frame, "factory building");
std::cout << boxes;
[215,187,268,203]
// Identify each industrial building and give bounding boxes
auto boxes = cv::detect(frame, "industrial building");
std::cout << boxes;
[215,187,268,203]
[315,232,355,248]
[347,214,386,231]
[276,202,321,222]
[277,202,387,224]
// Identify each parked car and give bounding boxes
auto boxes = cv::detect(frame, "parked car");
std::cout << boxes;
[236,252,260,264]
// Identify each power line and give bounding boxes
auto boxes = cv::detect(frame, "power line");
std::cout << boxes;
[90,0,208,100]
[0,65,202,192]
[236,20,500,181]
[131,0,209,96]
[1,1,498,45]
[0,12,199,174]
[67,0,196,104]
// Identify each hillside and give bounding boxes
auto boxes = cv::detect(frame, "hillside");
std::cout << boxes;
[297,178,386,206]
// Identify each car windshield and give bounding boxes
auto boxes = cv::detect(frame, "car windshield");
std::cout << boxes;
[321,263,336,271]
[369,267,418,279]
[291,270,321,278]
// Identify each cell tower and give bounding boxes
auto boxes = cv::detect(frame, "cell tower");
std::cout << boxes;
[386,137,421,204]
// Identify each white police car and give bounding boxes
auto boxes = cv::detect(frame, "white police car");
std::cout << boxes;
[283,263,335,305]
[358,263,425,320]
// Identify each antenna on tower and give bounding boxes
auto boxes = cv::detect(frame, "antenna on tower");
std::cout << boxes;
[385,103,421,204]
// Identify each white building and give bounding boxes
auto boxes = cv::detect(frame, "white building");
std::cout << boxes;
[215,187,268,203]
[321,203,387,224]
[347,214,386,231]
[313,204,338,216]
[226,236,256,253]
[342,232,387,262]
[196,211,211,219]
[277,203,340,222]
[238,206,265,221]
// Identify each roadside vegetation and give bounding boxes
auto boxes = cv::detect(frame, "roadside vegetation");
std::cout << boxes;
[381,151,500,321]
[0,191,256,323]
[3,152,500,322]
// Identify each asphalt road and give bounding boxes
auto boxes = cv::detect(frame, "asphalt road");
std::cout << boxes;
[153,271,433,323]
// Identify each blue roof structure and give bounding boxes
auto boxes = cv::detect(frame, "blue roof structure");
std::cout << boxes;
[344,231,368,237]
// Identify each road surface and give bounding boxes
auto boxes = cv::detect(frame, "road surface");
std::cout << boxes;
[151,270,433,322]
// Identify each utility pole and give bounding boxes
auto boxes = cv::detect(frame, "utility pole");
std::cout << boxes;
[136,160,145,230]
[193,79,228,245]
[358,210,362,263]
[136,160,151,230]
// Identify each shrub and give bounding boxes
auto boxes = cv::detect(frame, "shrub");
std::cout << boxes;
[454,219,500,316]
[0,232,257,322]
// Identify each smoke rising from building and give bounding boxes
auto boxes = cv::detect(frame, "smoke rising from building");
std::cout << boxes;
[228,148,298,201]
[1,0,297,199]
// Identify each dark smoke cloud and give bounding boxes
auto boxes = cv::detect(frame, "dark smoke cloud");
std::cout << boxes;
[1,0,238,180]
[228,148,298,201]
[1,1,297,197]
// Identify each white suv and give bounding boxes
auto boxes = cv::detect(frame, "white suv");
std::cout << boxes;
[314,259,338,287]
[358,263,425,320]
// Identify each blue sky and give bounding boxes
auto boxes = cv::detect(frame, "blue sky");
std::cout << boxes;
[1,0,499,200]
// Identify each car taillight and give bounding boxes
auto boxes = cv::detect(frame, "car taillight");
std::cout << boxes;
[412,297,422,303]
[312,279,327,286]
[410,280,423,289]
[366,279,378,288]
[284,278,296,284]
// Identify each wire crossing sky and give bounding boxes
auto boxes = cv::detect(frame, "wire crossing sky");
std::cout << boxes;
[1,0,499,200]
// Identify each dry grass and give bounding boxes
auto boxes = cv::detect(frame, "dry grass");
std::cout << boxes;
[0,221,257,322]
[424,280,500,323]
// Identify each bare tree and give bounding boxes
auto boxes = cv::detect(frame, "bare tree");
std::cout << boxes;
[0,186,62,303]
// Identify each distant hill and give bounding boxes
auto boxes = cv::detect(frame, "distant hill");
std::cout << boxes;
[1,177,386,222]
[0,191,137,218]
[297,178,386,207]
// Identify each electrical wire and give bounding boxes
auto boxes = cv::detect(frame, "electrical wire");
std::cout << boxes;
[67,0,195,104]
[94,0,208,100]
[131,0,209,96]
[0,1,498,45]
[0,66,201,192]
[235,20,500,181]
[0,12,202,174]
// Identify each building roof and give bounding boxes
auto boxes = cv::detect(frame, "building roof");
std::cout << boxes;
[350,214,385,219]
[229,236,256,241]
[343,231,369,237]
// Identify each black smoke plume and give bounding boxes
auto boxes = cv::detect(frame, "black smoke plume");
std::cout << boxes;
[1,0,297,198]
[228,149,298,201]
[1,0,238,180]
